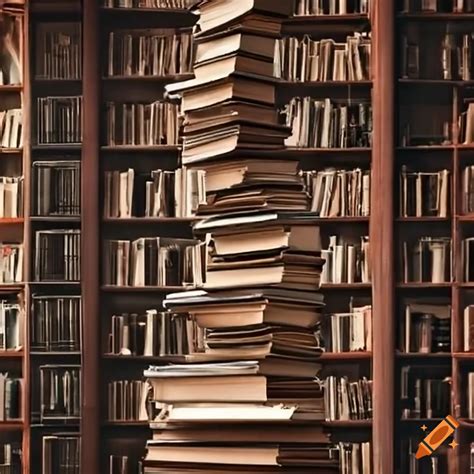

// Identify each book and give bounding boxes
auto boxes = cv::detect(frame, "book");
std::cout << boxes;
[34,230,81,282]
[284,97,372,148]
[42,435,80,474]
[103,167,206,218]
[401,302,451,354]
[0,299,22,351]
[39,365,81,422]
[0,442,21,473]
[305,168,370,217]
[35,22,82,80]
[105,101,179,146]
[0,176,22,218]
[103,237,206,287]
[107,28,193,77]
[0,373,21,420]
[31,295,81,352]
[37,96,83,144]
[0,243,22,283]
[0,11,21,85]
[103,0,199,9]
[400,167,450,218]
[107,379,148,422]
[0,109,22,148]
[294,0,371,15]
[274,33,371,83]
[465,305,474,351]
[321,235,371,284]
[32,161,80,216]
[401,237,452,283]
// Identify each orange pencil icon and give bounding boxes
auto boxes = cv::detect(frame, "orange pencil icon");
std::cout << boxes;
[415,415,459,459]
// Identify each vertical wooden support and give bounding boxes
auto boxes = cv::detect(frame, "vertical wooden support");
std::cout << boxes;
[371,1,395,473]
[82,1,100,472]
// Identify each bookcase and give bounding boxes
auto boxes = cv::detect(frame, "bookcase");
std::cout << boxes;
[7,0,474,472]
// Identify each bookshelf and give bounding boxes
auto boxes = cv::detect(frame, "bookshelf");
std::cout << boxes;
[12,0,474,473]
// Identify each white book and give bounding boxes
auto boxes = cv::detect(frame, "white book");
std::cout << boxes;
[144,309,157,357]
[334,244,345,284]
[131,238,145,286]
[1,111,12,148]
[0,181,4,218]
[469,372,474,419]
[430,242,446,283]
[347,245,355,284]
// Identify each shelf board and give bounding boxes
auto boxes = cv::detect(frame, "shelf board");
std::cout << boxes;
[398,78,460,85]
[102,217,197,224]
[101,285,190,293]
[321,283,371,289]
[457,283,474,288]
[453,352,474,360]
[278,80,372,87]
[0,284,24,293]
[319,351,372,361]
[457,214,474,222]
[0,217,24,225]
[102,421,149,427]
[30,216,81,223]
[397,282,453,288]
[397,12,474,21]
[396,216,450,222]
[100,6,193,14]
[33,78,81,85]
[32,144,82,152]
[30,351,81,356]
[0,147,22,154]
[322,420,372,428]
[396,352,452,359]
[29,281,81,287]
[101,145,180,152]
[287,14,369,24]
[0,85,22,92]
[102,74,193,82]
[0,350,23,358]
[284,147,371,154]
[103,354,187,363]
[396,145,454,151]
[459,418,474,428]
[0,421,23,430]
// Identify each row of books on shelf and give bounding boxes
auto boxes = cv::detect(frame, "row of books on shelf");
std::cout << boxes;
[402,32,474,81]
[33,161,80,217]
[0,442,20,474]
[103,237,205,287]
[107,29,193,77]
[103,167,206,219]
[284,97,373,149]
[31,295,81,352]
[109,311,201,357]
[274,33,371,83]
[402,0,474,12]
[321,235,371,284]
[107,379,148,422]
[0,177,22,218]
[0,109,22,149]
[37,96,82,145]
[40,365,81,423]
[0,374,21,421]
[35,22,82,81]
[42,435,80,474]
[103,0,198,8]
[400,366,450,419]
[0,300,21,351]
[105,101,178,147]
[295,0,371,15]
[306,168,370,217]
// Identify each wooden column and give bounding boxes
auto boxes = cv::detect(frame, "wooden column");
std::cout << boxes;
[82,0,100,472]
[371,1,395,473]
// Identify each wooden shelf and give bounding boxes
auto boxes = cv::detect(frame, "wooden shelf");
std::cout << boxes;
[30,351,81,356]
[30,216,81,222]
[102,217,197,224]
[0,351,23,358]
[32,144,82,152]
[100,6,192,14]
[0,284,24,293]
[397,12,474,21]
[102,421,149,427]
[396,352,452,359]
[101,285,190,293]
[278,80,372,88]
[100,145,180,152]
[322,420,372,428]
[102,74,193,82]
[319,352,372,361]
[396,282,453,288]
[102,354,187,363]
[0,217,24,225]
[396,216,450,222]
[0,421,23,430]
[453,352,474,360]
[0,147,22,154]
[396,145,454,151]
[321,283,372,290]
[0,85,22,92]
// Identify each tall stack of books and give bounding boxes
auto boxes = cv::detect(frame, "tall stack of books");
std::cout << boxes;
[141,0,354,472]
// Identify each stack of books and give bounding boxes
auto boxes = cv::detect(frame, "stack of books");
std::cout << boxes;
[140,1,362,472]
